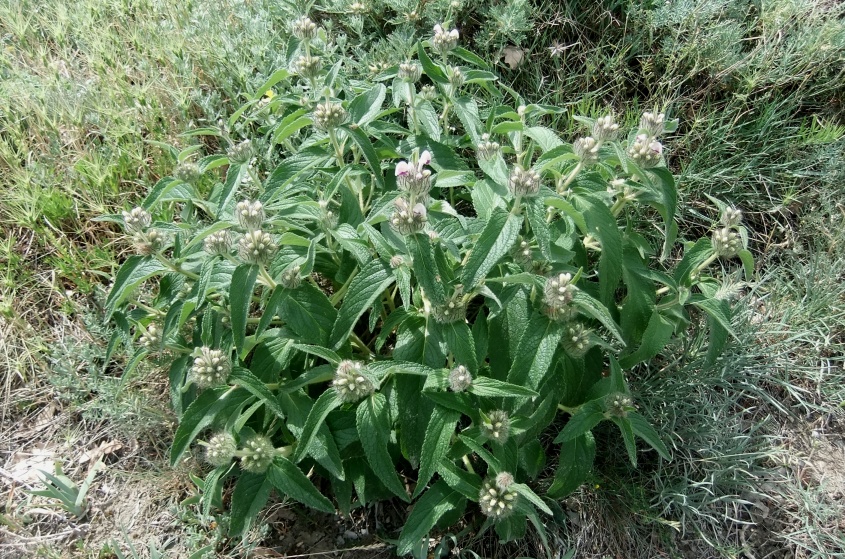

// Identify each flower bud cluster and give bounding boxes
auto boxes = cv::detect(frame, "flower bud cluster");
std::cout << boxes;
[191,347,232,389]
[573,136,600,166]
[227,139,254,164]
[639,111,667,138]
[420,85,437,101]
[479,476,518,519]
[562,322,593,358]
[476,133,501,161]
[712,226,741,258]
[432,24,459,54]
[480,410,510,443]
[238,230,277,265]
[447,66,464,90]
[333,360,374,403]
[389,255,404,268]
[448,365,472,392]
[349,1,366,15]
[292,55,322,80]
[721,207,743,228]
[240,435,275,473]
[431,288,467,324]
[292,16,318,41]
[543,273,576,321]
[139,323,162,350]
[591,115,620,142]
[390,197,427,236]
[173,161,201,184]
[511,237,533,268]
[236,199,264,231]
[133,229,165,256]
[398,62,422,83]
[395,150,433,198]
[123,207,151,233]
[628,134,662,168]
[313,101,347,131]
[205,432,237,466]
[508,165,541,197]
[280,264,302,290]
[605,392,633,418]
[204,229,232,256]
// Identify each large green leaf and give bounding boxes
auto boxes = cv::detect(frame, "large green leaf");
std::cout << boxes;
[547,433,595,499]
[170,387,251,466]
[348,84,386,127]
[330,259,394,350]
[554,400,604,443]
[628,412,671,460]
[572,290,625,344]
[229,472,272,537]
[469,376,539,398]
[618,310,674,369]
[574,193,622,307]
[506,312,564,396]
[407,233,446,305]
[439,321,477,373]
[461,209,522,289]
[229,367,285,419]
[230,264,258,353]
[292,389,342,463]
[356,393,409,501]
[279,283,337,346]
[340,125,384,191]
[397,481,464,556]
[105,256,167,319]
[414,407,460,499]
[267,457,335,513]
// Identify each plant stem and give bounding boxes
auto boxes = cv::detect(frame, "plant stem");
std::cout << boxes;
[559,162,583,192]
[330,267,358,306]
[157,253,199,280]
[557,404,580,415]
[258,265,277,289]
[350,332,371,357]
[696,253,720,274]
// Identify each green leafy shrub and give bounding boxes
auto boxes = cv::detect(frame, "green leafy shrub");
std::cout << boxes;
[102,16,750,554]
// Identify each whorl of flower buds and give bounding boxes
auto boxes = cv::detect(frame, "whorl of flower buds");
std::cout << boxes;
[476,133,501,161]
[605,392,633,418]
[226,139,254,165]
[349,1,366,15]
[398,62,422,83]
[712,227,741,258]
[313,101,347,131]
[191,347,232,389]
[479,477,517,519]
[236,199,264,231]
[292,16,318,41]
[562,322,593,358]
[639,111,667,138]
[420,85,437,101]
[627,134,662,168]
[123,207,151,234]
[448,365,472,392]
[205,432,237,467]
[204,229,232,256]
[480,410,510,444]
[292,55,322,80]
[432,24,459,54]
[511,237,533,268]
[543,273,576,321]
[447,66,464,90]
[395,150,432,198]
[390,197,427,236]
[240,435,275,473]
[238,230,277,265]
[431,288,467,324]
[133,229,164,256]
[591,115,620,142]
[573,136,600,166]
[280,264,302,290]
[495,471,515,491]
[389,255,405,269]
[173,161,201,184]
[139,323,162,351]
[508,165,541,198]
[333,360,374,403]
[721,207,743,228]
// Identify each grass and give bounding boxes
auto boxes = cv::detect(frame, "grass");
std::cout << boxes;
[1,0,844,556]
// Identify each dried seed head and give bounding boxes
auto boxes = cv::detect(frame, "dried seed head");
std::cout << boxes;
[591,115,620,142]
[205,432,237,466]
[628,134,662,168]
[712,226,741,258]
[478,478,518,519]
[204,229,232,257]
[639,111,667,138]
[139,323,162,351]
[123,207,151,233]
[191,347,232,389]
[573,136,600,166]
[313,101,348,131]
[240,435,275,473]
[543,273,576,321]
[237,230,277,265]
[721,207,743,228]
[226,139,254,164]
[292,55,322,80]
[420,85,437,101]
[333,360,374,403]
[390,197,427,236]
[448,365,472,392]
[508,165,542,197]
[476,133,501,161]
[236,199,265,231]
[432,24,460,54]
[480,410,510,444]
[280,264,302,290]
[398,62,422,83]
[561,322,593,358]
[605,392,633,418]
[292,16,318,41]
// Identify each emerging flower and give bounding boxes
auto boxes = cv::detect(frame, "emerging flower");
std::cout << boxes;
[191,347,232,389]
[721,207,743,228]
[573,136,600,166]
[627,134,662,168]
[333,360,374,403]
[390,197,427,236]
[479,477,518,519]
[205,432,237,467]
[204,229,232,257]
[432,24,460,54]
[173,161,201,184]
[389,255,405,268]
[292,55,322,80]
[240,435,275,473]
[133,229,164,256]
[543,273,576,321]
[562,322,593,358]
[431,288,467,324]
[591,115,620,142]
[280,264,302,290]
[712,226,741,258]
[138,323,162,351]
[639,111,667,138]
[480,410,510,444]
[237,230,277,265]
[420,85,437,101]
[226,139,254,165]
[122,206,151,233]
[508,165,542,197]
[495,471,515,491]
[349,1,366,15]
[447,66,464,90]
[476,133,501,161]
[605,392,633,418]
[292,16,318,41]
[398,62,422,83]
[313,101,347,131]
[395,150,433,198]
[236,199,264,231]
[448,365,472,392]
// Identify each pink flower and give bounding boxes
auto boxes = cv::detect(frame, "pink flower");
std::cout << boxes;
[419,150,432,166]
[395,161,411,176]
[650,141,663,155]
